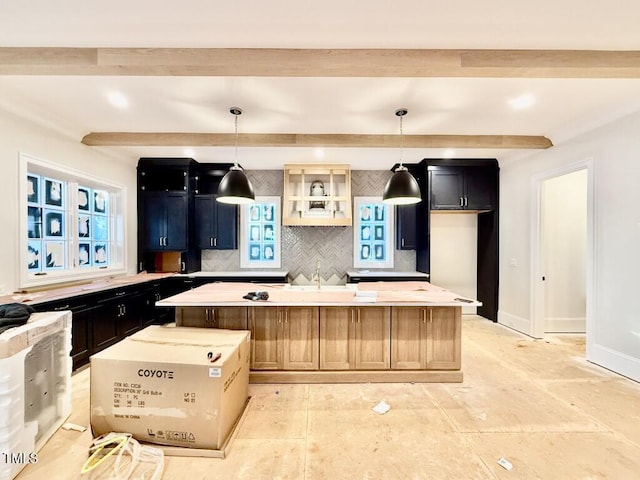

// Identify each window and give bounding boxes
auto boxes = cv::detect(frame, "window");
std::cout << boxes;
[353,197,394,269]
[20,153,126,288]
[240,196,281,268]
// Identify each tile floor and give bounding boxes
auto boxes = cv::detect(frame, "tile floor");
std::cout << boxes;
[15,316,640,479]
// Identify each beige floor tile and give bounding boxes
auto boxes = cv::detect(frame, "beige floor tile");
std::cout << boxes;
[307,382,439,411]
[306,409,492,479]
[161,439,306,480]
[239,384,309,439]
[466,432,640,479]
[543,377,640,446]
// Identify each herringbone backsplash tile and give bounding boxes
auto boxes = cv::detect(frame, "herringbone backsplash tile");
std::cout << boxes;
[202,169,417,282]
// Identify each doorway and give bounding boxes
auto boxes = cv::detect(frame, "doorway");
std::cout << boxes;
[531,161,593,340]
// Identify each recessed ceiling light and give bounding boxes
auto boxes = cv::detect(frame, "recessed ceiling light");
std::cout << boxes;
[184,148,195,158]
[314,148,325,159]
[107,91,128,109]
[508,93,536,110]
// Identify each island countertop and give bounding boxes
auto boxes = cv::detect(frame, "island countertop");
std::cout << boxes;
[156,281,480,307]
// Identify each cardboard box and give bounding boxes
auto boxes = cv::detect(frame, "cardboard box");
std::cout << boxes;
[90,325,250,450]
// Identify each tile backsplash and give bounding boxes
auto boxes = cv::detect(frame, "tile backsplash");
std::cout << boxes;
[201,170,416,284]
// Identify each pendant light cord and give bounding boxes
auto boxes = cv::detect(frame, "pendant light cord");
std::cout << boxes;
[399,113,404,168]
[234,112,239,168]
[395,108,408,171]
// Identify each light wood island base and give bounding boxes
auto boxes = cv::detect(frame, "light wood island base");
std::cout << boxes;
[158,281,475,384]
[250,370,463,384]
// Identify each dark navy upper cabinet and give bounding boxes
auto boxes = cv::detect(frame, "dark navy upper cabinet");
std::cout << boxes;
[137,158,200,273]
[396,203,417,250]
[429,166,496,211]
[143,191,188,251]
[195,194,237,250]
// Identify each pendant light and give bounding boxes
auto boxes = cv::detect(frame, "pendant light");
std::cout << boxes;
[382,108,421,205]
[216,107,256,204]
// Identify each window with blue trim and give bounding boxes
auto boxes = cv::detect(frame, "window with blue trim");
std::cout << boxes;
[21,153,125,288]
[240,196,281,268]
[353,197,394,269]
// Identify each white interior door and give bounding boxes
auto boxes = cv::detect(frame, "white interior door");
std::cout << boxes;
[540,169,587,333]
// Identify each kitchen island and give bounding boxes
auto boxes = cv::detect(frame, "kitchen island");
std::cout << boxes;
[157,281,480,383]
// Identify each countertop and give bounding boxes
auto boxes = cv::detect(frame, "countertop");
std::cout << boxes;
[1,272,175,307]
[346,270,430,278]
[175,270,289,278]
[157,281,480,307]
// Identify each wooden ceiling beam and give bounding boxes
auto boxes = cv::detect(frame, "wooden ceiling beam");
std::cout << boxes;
[81,132,552,149]
[2,47,640,78]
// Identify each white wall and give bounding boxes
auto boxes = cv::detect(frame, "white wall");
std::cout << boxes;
[499,109,640,381]
[543,169,587,331]
[430,213,477,314]
[0,107,138,295]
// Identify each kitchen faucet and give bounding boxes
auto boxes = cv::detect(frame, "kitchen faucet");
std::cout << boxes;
[313,259,321,289]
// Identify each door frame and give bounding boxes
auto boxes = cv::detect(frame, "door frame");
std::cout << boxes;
[530,159,595,351]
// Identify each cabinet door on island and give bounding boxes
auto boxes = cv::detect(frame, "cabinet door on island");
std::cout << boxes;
[319,306,390,370]
[175,306,248,329]
[249,306,319,370]
[391,306,461,370]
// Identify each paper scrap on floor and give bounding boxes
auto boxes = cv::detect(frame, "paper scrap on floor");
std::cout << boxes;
[372,400,391,415]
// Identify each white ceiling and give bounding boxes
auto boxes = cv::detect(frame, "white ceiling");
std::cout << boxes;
[2,0,640,169]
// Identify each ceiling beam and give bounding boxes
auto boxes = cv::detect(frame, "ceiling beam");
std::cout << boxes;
[81,132,552,149]
[2,47,640,78]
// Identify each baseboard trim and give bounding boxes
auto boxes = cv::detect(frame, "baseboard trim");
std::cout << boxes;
[590,343,640,383]
[497,310,535,337]
[545,317,586,333]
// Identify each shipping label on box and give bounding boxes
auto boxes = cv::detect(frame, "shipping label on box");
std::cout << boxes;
[90,326,250,450]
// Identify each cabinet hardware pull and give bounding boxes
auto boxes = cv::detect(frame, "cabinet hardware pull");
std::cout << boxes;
[429,309,433,323]
[210,238,213,247]
[401,238,405,247]
[464,197,468,207]
[54,304,70,311]
[357,309,361,323]
[212,308,217,326]
[115,291,126,296]
[422,309,426,323]
[205,309,209,322]
[181,261,186,272]
[122,305,126,315]
[214,237,217,247]
[351,309,354,324]
[459,197,464,207]
[159,236,163,246]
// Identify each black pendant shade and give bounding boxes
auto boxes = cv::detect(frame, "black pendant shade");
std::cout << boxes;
[216,107,256,205]
[382,166,421,205]
[216,165,255,204]
[382,108,421,205]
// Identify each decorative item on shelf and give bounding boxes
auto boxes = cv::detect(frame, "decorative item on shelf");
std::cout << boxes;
[382,108,421,205]
[306,179,331,217]
[283,163,352,226]
[217,107,256,205]
[309,180,327,210]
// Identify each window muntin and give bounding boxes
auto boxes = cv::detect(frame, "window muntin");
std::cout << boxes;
[20,153,125,288]
[353,197,394,269]
[240,196,281,268]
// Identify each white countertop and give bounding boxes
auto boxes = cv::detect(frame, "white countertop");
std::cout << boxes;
[157,281,480,307]
[176,271,289,278]
[346,270,430,278]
